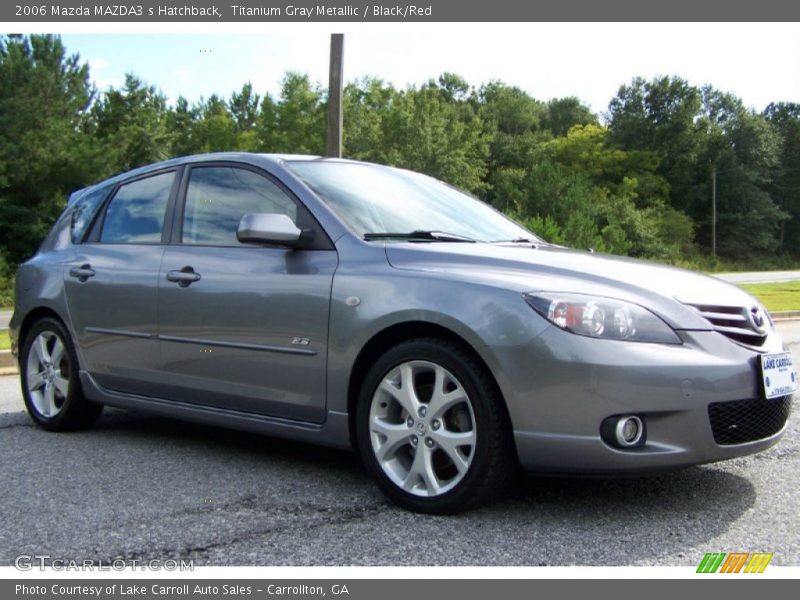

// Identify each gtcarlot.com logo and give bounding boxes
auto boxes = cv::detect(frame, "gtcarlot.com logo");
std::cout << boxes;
[697,552,773,573]
[14,554,193,571]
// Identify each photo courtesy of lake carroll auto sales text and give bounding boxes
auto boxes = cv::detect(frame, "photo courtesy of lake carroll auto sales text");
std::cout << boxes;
[15,584,353,596]
[0,0,799,595]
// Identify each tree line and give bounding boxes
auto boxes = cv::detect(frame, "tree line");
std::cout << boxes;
[2,33,800,289]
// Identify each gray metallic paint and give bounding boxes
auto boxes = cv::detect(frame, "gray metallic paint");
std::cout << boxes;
[9,153,790,474]
[155,244,337,422]
[62,244,165,396]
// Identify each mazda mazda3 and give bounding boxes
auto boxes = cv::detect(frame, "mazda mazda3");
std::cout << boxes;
[9,153,795,513]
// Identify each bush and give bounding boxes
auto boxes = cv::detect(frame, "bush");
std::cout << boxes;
[0,264,13,308]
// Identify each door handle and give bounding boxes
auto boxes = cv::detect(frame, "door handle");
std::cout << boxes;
[166,267,201,288]
[68,264,95,282]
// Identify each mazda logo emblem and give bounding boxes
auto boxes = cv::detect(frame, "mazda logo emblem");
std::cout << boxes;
[749,306,767,333]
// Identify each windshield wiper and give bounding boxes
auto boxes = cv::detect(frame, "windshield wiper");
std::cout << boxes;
[364,230,477,243]
[490,237,545,246]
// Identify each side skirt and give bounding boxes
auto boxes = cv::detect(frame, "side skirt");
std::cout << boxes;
[79,371,352,450]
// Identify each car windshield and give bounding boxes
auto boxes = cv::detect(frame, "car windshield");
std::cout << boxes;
[286,161,541,243]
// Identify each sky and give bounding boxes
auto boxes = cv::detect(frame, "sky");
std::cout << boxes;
[57,23,800,116]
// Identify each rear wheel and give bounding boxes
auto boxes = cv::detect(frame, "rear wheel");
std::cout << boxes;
[356,338,516,513]
[20,317,102,431]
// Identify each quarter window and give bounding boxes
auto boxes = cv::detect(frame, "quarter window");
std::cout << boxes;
[70,186,110,244]
[100,172,174,243]
[182,167,298,245]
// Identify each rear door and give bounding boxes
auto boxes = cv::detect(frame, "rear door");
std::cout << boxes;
[154,163,337,422]
[63,169,179,395]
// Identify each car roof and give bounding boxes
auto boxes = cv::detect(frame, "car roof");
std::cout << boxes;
[67,152,367,205]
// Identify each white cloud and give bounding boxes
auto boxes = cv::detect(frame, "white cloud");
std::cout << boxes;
[86,56,110,71]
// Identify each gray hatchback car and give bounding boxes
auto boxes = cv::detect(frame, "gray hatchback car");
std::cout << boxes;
[10,153,795,513]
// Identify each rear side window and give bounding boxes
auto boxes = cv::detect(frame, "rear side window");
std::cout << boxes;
[70,187,110,244]
[100,172,174,243]
[182,167,298,245]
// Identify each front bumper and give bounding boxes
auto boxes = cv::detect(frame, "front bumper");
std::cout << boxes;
[489,326,792,474]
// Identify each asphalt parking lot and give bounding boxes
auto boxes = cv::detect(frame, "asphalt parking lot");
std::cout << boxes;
[1,324,798,567]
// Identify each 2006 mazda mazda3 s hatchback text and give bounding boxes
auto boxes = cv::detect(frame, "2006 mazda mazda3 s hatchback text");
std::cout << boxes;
[9,153,796,513]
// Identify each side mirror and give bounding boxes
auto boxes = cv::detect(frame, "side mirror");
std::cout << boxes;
[237,213,304,247]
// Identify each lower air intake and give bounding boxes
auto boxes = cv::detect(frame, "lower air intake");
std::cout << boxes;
[708,396,792,445]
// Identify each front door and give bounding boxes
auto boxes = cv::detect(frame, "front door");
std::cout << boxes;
[154,164,337,423]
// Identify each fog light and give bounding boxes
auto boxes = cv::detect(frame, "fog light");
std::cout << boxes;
[615,416,644,447]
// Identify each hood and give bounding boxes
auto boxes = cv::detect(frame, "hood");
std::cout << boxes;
[384,242,762,330]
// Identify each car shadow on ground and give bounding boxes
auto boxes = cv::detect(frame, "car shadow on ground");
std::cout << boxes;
[81,408,756,565]
[0,407,758,566]
[94,407,365,471]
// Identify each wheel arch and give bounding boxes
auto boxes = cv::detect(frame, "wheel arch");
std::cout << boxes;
[17,306,68,355]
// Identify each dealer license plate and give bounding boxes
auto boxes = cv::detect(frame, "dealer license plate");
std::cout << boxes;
[761,352,798,400]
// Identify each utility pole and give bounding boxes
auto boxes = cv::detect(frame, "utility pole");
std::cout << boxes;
[711,164,717,258]
[326,34,344,158]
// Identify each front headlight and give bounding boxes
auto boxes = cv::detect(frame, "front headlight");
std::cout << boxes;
[523,292,681,344]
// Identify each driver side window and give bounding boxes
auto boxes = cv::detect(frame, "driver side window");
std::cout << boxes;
[182,167,298,246]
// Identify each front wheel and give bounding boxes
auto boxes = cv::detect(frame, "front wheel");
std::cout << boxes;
[356,338,516,513]
[20,317,103,431]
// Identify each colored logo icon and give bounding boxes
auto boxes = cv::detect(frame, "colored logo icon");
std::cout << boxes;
[697,552,773,573]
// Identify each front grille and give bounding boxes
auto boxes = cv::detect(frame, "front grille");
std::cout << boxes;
[683,302,769,348]
[708,396,792,445]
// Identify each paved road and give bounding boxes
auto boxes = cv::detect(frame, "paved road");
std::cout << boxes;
[0,329,798,567]
[714,270,800,284]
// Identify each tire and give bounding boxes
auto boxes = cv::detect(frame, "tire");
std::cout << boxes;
[20,317,103,431]
[355,338,516,513]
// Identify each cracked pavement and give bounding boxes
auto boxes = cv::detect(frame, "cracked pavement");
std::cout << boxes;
[0,323,799,566]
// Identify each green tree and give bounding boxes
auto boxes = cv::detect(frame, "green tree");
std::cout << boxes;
[1,34,795,272]
[189,94,239,152]
[434,72,471,103]
[256,72,325,154]
[696,87,784,257]
[91,73,172,173]
[387,83,489,193]
[0,34,97,266]
[608,76,786,258]
[229,82,260,132]
[344,77,489,194]
[477,82,549,205]
[542,96,597,137]
[608,76,703,213]
[497,124,691,259]
[342,77,399,163]
[764,102,800,252]
[229,82,260,150]
[166,96,199,157]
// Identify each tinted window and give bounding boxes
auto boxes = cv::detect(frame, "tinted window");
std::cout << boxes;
[182,167,298,245]
[40,213,71,252]
[71,186,110,244]
[100,172,174,243]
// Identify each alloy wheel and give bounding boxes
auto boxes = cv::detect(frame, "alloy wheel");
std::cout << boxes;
[368,360,477,497]
[25,330,70,418]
